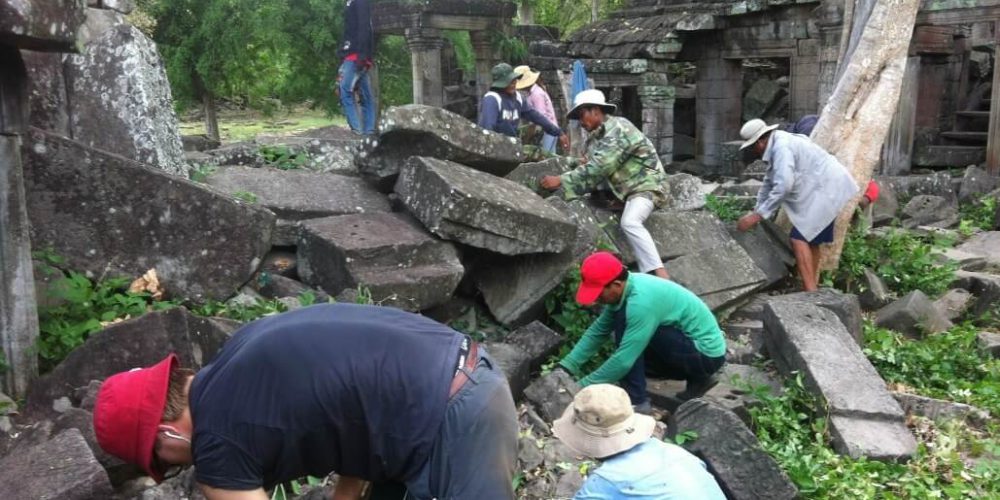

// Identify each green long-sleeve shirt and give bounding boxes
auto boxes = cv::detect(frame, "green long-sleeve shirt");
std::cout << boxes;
[559,273,726,387]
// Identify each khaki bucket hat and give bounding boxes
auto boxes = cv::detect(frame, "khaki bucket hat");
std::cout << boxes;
[514,65,541,90]
[739,118,780,150]
[552,384,656,459]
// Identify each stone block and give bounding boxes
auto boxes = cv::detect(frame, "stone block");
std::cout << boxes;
[0,0,86,51]
[254,273,331,303]
[0,428,112,499]
[257,130,363,174]
[859,267,894,311]
[767,289,863,345]
[358,105,524,189]
[674,399,798,500]
[52,408,133,482]
[476,198,599,326]
[205,166,390,221]
[934,288,974,321]
[893,392,990,426]
[955,232,1000,268]
[483,342,532,399]
[877,173,957,204]
[743,79,786,122]
[663,173,708,210]
[24,129,275,302]
[978,331,1000,358]
[959,165,1000,204]
[26,308,236,417]
[504,321,564,373]
[874,290,954,338]
[764,302,916,460]
[900,195,959,229]
[395,156,575,255]
[297,213,464,311]
[666,241,769,310]
[723,319,765,364]
[647,210,734,261]
[504,157,574,197]
[523,370,581,422]
[728,219,794,288]
[951,270,1000,319]
[871,181,900,227]
[647,364,781,420]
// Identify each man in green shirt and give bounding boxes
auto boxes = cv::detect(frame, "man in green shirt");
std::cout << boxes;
[558,252,727,411]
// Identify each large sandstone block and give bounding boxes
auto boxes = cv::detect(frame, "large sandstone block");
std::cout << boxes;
[591,208,734,266]
[0,428,112,499]
[674,399,798,500]
[0,0,86,51]
[505,321,564,373]
[395,156,575,255]
[358,105,524,189]
[524,370,581,422]
[26,307,236,417]
[900,195,958,229]
[484,343,532,399]
[955,232,1000,268]
[874,290,954,339]
[297,212,464,311]
[728,219,794,287]
[23,129,274,301]
[205,166,390,221]
[666,241,769,310]
[767,289,863,344]
[504,157,573,197]
[764,302,916,460]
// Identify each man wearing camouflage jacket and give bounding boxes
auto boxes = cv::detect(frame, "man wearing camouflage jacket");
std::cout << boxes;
[541,89,671,279]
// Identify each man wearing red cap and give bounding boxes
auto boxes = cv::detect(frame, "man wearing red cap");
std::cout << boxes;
[93,303,517,500]
[557,252,726,412]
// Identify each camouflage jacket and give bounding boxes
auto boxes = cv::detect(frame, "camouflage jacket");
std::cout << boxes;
[558,116,668,206]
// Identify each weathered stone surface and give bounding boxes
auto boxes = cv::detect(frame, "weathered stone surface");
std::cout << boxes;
[484,342,532,399]
[877,173,957,203]
[505,321,564,372]
[358,105,524,188]
[26,307,236,416]
[937,247,988,272]
[395,156,575,255]
[978,331,1000,358]
[859,267,894,311]
[663,173,708,210]
[133,468,207,500]
[728,219,794,287]
[951,270,1000,319]
[298,212,464,311]
[743,79,786,122]
[203,141,265,167]
[62,11,186,175]
[258,129,363,174]
[934,288,974,321]
[20,50,69,134]
[645,210,733,261]
[205,166,390,221]
[900,195,959,229]
[959,165,1000,204]
[0,0,86,51]
[768,289,863,344]
[0,428,112,499]
[23,129,274,301]
[666,241,769,310]
[254,273,331,303]
[51,407,134,482]
[764,302,916,460]
[524,370,581,422]
[722,319,765,364]
[504,157,573,197]
[871,182,900,227]
[893,392,990,426]
[674,399,798,500]
[874,290,954,338]
[181,134,220,152]
[647,364,781,419]
[955,232,1000,268]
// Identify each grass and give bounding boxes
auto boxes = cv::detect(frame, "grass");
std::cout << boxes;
[179,107,347,143]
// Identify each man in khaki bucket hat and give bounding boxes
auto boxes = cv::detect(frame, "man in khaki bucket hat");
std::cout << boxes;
[553,384,725,499]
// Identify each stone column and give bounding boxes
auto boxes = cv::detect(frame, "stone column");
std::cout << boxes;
[404,28,445,107]
[696,51,742,168]
[790,40,821,118]
[638,72,676,164]
[816,1,844,110]
[987,20,1000,175]
[0,46,40,398]
[470,30,496,100]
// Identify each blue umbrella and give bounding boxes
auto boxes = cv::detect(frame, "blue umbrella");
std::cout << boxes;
[571,60,589,102]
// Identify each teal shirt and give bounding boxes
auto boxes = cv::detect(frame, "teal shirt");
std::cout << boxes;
[560,273,726,386]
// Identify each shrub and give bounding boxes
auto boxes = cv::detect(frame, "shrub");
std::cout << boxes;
[705,194,754,222]
[827,226,956,297]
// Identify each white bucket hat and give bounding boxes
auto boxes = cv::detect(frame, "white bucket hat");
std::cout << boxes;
[566,89,617,120]
[552,384,656,459]
[739,118,780,150]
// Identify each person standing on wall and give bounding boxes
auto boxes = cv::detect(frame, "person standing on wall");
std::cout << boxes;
[336,0,376,135]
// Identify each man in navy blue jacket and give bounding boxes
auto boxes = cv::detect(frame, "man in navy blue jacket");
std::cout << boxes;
[478,63,569,151]
[337,0,376,134]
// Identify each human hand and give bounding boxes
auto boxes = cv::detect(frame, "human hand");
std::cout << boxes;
[736,212,763,232]
[559,134,570,151]
[540,175,562,190]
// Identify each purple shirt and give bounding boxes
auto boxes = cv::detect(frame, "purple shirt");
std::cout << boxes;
[526,85,558,128]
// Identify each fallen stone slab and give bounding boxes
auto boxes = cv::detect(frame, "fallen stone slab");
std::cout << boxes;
[872,182,900,227]
[52,407,133,483]
[23,128,275,301]
[476,198,601,326]
[892,392,990,426]
[901,195,959,229]
[663,173,709,211]
[647,364,781,421]
[934,288,974,321]
[877,173,957,203]
[722,319,765,365]
[959,165,1000,204]
[874,290,954,339]
[950,270,1000,319]
[297,212,464,311]
[767,289,863,345]
[674,399,798,500]
[504,321,564,373]
[26,307,237,417]
[666,241,769,310]
[743,79,786,122]
[524,370,581,422]
[649,210,733,260]
[936,247,988,272]
[859,267,894,311]
[504,157,574,197]
[395,156,575,255]
[358,105,524,189]
[205,166,390,221]
[202,141,266,167]
[978,331,1000,358]
[764,302,916,460]
[0,428,112,500]
[484,342,532,399]
[728,219,794,287]
[955,232,1000,268]
[258,130,362,174]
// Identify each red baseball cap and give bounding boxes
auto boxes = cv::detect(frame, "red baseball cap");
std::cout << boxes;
[93,353,177,482]
[576,252,625,305]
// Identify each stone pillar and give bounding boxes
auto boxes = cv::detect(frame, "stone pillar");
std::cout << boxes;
[404,28,444,107]
[816,1,844,110]
[987,20,1000,175]
[791,40,821,118]
[880,56,921,175]
[638,72,676,164]
[470,30,496,100]
[696,51,742,168]
[0,46,40,398]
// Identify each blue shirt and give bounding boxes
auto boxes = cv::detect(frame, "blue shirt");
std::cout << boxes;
[573,439,726,500]
[477,91,563,138]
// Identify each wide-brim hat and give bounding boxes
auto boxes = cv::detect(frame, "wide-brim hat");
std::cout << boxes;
[739,118,780,150]
[514,65,540,90]
[491,63,522,89]
[567,89,617,120]
[552,384,656,459]
[93,353,177,483]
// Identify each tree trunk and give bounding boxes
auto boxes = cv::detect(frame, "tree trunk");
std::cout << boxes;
[592,0,599,23]
[518,3,536,25]
[203,91,220,142]
[811,0,920,269]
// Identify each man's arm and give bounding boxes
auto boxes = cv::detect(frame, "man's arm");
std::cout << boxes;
[754,146,794,219]
[558,135,626,200]
[578,306,659,386]
[198,484,268,500]
[477,95,499,131]
[559,309,614,376]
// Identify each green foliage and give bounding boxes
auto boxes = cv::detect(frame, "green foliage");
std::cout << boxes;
[492,31,529,65]
[270,476,325,500]
[190,297,288,323]
[233,191,258,203]
[375,35,415,107]
[668,430,698,446]
[827,226,957,297]
[444,31,475,74]
[959,196,998,235]
[259,144,309,170]
[747,373,1000,498]
[188,163,217,183]
[704,194,754,222]
[542,269,611,373]
[528,0,629,39]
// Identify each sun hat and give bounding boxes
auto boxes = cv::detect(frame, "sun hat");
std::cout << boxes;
[552,384,656,459]
[490,63,521,89]
[514,65,541,90]
[739,118,780,150]
[93,353,177,482]
[566,89,617,120]
[575,251,625,306]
